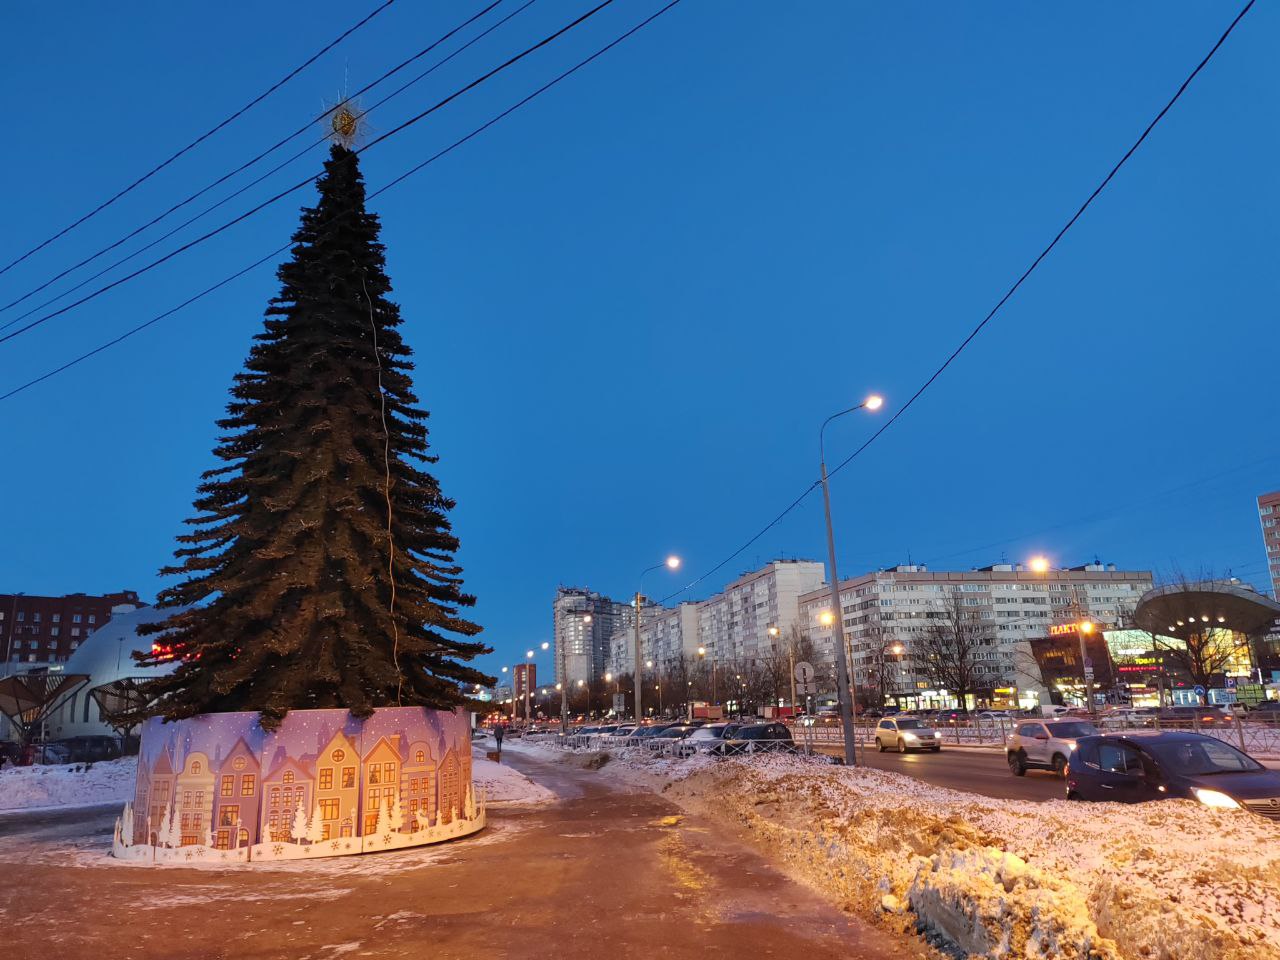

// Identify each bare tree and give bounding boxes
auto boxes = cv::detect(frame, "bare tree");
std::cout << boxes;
[917,590,987,709]
[1132,573,1253,704]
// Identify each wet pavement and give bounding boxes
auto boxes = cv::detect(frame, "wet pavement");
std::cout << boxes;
[0,750,932,960]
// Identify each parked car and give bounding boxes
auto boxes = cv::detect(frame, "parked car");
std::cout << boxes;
[1248,701,1280,716]
[48,736,123,763]
[1158,706,1232,727]
[1065,732,1280,819]
[1007,719,1098,777]
[874,717,942,753]
[603,724,637,739]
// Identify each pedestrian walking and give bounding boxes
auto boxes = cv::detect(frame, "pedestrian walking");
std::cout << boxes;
[494,723,505,756]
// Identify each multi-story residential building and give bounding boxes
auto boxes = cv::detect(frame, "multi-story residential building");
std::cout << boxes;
[1,590,142,667]
[696,560,826,664]
[604,602,701,676]
[552,587,653,686]
[1259,491,1280,600]
[799,562,1153,710]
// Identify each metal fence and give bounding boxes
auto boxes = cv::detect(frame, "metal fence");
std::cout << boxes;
[515,714,1280,760]
[785,715,1280,757]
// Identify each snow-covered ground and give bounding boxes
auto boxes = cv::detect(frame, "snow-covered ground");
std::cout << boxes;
[0,757,136,812]
[516,740,1280,960]
[470,751,555,805]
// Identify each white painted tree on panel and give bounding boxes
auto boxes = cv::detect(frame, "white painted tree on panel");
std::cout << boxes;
[375,796,391,839]
[120,802,134,847]
[307,804,325,844]
[388,792,404,833]
[291,799,309,844]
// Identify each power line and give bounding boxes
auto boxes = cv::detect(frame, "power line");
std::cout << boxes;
[0,0,622,351]
[0,0,685,403]
[660,0,1256,604]
[0,0,537,333]
[0,0,516,325]
[0,0,396,281]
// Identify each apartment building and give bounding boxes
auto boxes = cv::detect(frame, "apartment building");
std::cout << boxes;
[1,590,143,667]
[696,560,826,664]
[604,602,700,676]
[552,587,657,686]
[1259,491,1280,600]
[798,562,1153,709]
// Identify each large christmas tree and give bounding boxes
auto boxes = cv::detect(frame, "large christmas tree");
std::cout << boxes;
[136,142,490,727]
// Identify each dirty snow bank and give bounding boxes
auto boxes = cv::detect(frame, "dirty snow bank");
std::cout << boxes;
[471,753,555,805]
[0,757,136,811]
[656,756,1280,960]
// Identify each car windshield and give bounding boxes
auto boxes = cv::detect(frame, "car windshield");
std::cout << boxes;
[690,726,725,739]
[1046,722,1097,738]
[895,719,927,730]
[1149,739,1263,776]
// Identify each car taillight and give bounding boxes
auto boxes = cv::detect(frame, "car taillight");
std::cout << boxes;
[1063,762,1070,776]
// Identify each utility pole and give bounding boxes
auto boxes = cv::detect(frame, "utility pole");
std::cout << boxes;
[633,591,644,722]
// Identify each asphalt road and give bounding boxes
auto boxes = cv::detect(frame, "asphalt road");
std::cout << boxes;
[0,751,935,960]
[811,742,1069,802]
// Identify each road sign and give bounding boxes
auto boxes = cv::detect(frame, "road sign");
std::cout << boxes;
[794,661,815,684]
[612,693,627,714]
[1225,677,1237,689]
[1193,685,1206,698]
[796,681,818,696]
[1083,657,1093,669]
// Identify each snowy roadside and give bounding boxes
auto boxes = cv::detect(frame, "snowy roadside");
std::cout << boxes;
[508,739,1280,960]
[470,750,555,806]
[0,757,136,812]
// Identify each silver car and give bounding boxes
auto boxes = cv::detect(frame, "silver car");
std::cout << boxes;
[874,717,942,753]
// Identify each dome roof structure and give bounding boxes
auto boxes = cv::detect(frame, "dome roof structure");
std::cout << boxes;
[50,604,187,739]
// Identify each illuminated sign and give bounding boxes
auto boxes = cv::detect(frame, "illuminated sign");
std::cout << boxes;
[1049,623,1081,636]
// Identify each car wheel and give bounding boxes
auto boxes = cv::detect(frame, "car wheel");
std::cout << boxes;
[897,739,907,754]
[1066,790,1081,801]
[1051,753,1068,777]
[875,737,885,753]
[1008,751,1027,776]
[931,745,941,752]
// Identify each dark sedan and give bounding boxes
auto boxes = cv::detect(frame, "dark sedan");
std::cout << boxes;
[1066,731,1280,821]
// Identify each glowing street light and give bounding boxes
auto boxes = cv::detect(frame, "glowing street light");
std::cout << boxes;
[818,392,885,766]
[635,554,681,721]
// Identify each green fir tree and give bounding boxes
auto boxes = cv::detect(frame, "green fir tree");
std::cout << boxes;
[136,144,490,727]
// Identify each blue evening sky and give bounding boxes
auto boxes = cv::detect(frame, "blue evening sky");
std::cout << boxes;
[2,2,1275,679]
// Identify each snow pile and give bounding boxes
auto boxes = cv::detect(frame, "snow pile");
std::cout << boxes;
[471,754,555,805]
[661,757,1280,960]
[0,757,137,811]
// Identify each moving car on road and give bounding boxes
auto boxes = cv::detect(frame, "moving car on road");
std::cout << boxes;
[874,717,942,753]
[1007,719,1098,777]
[1065,732,1280,820]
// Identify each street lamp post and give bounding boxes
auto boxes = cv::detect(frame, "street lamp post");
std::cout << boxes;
[769,625,796,714]
[819,393,883,766]
[635,556,680,722]
[697,646,717,704]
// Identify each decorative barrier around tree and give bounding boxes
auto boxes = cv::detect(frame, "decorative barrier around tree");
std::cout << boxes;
[112,705,484,864]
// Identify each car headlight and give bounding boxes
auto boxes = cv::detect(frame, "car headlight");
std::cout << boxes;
[1067,741,1077,751]
[1191,788,1239,810]
[902,732,919,741]
[933,732,941,739]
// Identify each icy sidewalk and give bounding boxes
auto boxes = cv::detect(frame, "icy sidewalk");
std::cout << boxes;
[470,749,555,805]
[0,757,137,811]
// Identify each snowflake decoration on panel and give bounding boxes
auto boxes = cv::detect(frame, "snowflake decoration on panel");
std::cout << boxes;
[324,95,370,149]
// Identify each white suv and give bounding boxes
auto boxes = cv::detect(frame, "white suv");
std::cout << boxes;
[1006,719,1098,777]
[874,717,942,753]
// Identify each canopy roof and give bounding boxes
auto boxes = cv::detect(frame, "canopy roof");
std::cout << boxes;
[1133,581,1280,637]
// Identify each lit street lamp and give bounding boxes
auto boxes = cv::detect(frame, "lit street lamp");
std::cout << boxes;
[697,645,717,704]
[635,556,680,722]
[819,393,883,766]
